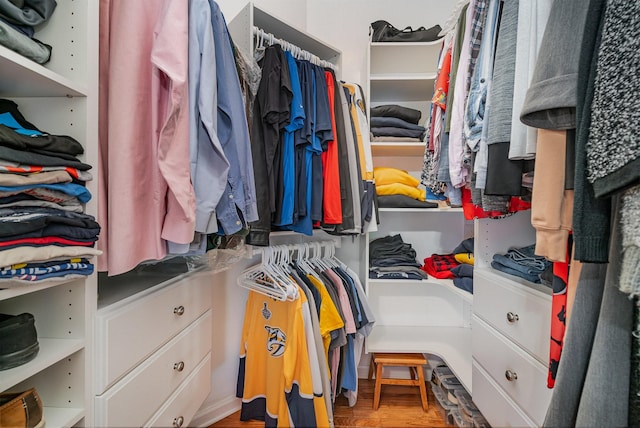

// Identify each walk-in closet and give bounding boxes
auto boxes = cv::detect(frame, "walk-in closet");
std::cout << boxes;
[0,1,637,427]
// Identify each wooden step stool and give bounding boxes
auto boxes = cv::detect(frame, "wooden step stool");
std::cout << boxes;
[368,352,429,411]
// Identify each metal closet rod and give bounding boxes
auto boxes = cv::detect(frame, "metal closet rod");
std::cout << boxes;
[252,26,336,70]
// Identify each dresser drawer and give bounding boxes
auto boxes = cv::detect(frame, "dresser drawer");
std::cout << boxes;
[144,352,212,428]
[95,310,212,427]
[472,360,536,428]
[473,269,551,363]
[95,272,212,392]
[472,316,552,426]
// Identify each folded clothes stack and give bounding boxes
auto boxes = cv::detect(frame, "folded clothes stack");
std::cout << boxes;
[374,167,438,208]
[491,244,551,283]
[0,99,100,284]
[369,104,427,142]
[369,234,427,280]
[421,237,475,293]
[0,0,57,64]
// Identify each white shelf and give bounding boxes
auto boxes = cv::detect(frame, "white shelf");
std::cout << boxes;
[371,41,444,47]
[475,267,552,297]
[370,72,437,81]
[378,207,463,213]
[0,277,83,302]
[370,142,425,157]
[0,44,87,97]
[368,277,472,304]
[43,406,84,428]
[0,338,84,391]
[228,3,341,70]
[367,325,472,391]
[370,78,434,102]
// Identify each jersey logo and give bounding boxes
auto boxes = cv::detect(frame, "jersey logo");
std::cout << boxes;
[264,325,286,357]
[262,302,272,320]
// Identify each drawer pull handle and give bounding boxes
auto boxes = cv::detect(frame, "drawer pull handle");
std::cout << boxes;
[173,416,184,428]
[173,305,185,316]
[506,312,519,323]
[174,361,185,372]
[505,370,518,381]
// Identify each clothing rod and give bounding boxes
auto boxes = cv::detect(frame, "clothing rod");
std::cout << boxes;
[252,26,336,70]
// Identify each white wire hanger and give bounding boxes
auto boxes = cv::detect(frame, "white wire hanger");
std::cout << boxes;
[237,246,297,301]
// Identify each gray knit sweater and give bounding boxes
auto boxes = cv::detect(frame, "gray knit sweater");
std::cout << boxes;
[586,0,640,198]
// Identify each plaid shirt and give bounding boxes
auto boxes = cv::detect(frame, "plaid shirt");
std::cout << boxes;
[420,253,460,279]
[467,0,489,88]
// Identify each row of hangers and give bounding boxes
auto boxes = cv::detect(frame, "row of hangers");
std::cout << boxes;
[252,26,336,70]
[237,241,346,301]
[437,0,471,37]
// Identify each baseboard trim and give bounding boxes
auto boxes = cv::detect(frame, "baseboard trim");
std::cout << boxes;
[190,395,241,427]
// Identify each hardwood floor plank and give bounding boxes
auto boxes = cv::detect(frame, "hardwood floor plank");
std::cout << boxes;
[209,379,448,428]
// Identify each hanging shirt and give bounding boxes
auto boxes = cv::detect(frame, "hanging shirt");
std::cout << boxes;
[98,0,194,274]
[246,45,292,246]
[311,64,332,222]
[187,0,228,234]
[237,290,322,427]
[322,70,343,225]
[274,51,304,227]
[288,61,316,236]
[306,274,345,359]
[210,0,259,234]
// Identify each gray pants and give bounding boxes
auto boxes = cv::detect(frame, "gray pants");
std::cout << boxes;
[544,196,633,428]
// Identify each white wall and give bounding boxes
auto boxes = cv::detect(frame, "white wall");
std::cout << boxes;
[306,0,455,84]
[216,0,308,29]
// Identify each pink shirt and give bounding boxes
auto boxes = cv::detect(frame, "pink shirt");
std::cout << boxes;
[98,0,194,275]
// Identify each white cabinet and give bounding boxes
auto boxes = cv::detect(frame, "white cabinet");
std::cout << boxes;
[0,1,98,426]
[95,269,212,428]
[472,211,553,427]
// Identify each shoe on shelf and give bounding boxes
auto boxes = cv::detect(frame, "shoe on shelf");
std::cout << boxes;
[0,313,39,371]
[0,388,45,428]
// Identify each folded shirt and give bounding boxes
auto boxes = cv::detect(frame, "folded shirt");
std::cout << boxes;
[370,135,423,143]
[453,237,475,254]
[370,126,425,140]
[451,264,473,278]
[0,245,102,268]
[370,116,427,132]
[370,104,421,124]
[374,167,420,187]
[377,194,439,209]
[0,182,92,203]
[0,19,51,64]
[420,254,459,279]
[0,162,92,181]
[376,182,425,201]
[491,260,542,283]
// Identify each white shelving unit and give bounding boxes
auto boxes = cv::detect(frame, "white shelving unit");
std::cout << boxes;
[365,207,473,391]
[228,2,341,71]
[0,1,99,426]
[367,38,442,163]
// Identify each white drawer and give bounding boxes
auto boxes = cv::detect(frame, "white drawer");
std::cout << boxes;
[473,268,551,363]
[472,316,552,426]
[144,352,212,428]
[472,360,536,428]
[95,310,212,427]
[96,272,212,392]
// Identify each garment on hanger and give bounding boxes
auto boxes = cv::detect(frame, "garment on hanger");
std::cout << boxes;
[237,243,374,424]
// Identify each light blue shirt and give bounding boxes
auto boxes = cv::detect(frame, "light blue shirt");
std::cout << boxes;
[211,0,258,235]
[464,0,501,150]
[168,0,229,255]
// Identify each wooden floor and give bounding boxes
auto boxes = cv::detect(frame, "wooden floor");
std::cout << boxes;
[210,379,448,427]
